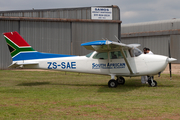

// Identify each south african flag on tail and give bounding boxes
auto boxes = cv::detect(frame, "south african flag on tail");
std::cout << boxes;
[3,31,75,63]
[3,31,36,61]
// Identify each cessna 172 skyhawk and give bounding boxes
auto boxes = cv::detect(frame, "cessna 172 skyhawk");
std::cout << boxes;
[3,31,177,88]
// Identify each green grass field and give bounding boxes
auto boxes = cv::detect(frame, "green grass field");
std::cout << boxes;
[0,70,180,120]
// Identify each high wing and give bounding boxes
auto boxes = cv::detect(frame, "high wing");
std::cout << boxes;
[81,40,140,52]
[81,40,141,74]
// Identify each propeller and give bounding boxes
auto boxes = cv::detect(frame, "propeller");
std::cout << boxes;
[168,39,172,80]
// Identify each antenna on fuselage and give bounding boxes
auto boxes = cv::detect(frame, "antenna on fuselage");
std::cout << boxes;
[115,35,121,43]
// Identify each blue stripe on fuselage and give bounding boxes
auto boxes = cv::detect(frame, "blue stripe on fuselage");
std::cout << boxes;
[12,52,76,61]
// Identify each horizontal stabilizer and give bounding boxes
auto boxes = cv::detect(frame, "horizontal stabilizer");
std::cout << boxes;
[8,62,39,68]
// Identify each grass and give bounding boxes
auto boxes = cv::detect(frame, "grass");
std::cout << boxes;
[0,70,180,119]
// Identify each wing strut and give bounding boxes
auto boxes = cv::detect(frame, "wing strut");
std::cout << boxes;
[120,48,134,74]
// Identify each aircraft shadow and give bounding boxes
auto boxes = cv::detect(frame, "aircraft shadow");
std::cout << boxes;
[51,80,146,93]
[51,83,107,87]
[17,82,50,86]
[16,80,174,91]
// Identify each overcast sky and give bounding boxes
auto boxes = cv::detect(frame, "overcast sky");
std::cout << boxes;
[0,0,180,24]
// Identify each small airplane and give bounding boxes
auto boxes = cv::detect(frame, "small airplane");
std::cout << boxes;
[3,31,177,88]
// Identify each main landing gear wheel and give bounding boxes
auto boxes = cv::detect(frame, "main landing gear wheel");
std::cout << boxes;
[148,80,157,87]
[116,76,125,85]
[108,79,118,88]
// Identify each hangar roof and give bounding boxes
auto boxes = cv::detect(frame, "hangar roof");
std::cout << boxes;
[122,18,180,34]
[0,5,120,21]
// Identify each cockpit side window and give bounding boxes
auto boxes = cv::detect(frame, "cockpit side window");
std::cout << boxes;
[129,48,142,57]
[110,51,127,59]
[93,52,108,59]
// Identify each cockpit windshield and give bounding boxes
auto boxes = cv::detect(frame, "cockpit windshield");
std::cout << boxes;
[86,52,93,58]
[129,48,143,57]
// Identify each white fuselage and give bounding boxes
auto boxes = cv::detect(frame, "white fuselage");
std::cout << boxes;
[16,50,170,77]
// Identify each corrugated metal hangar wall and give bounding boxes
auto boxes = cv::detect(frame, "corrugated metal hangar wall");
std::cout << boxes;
[0,6,121,69]
[121,19,180,63]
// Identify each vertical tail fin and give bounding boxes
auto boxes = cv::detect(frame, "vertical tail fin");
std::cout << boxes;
[3,31,36,61]
[4,31,75,63]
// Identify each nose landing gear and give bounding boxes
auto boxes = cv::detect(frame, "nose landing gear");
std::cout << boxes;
[148,76,157,87]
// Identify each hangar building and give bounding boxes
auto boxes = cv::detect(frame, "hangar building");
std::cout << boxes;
[121,19,180,63]
[0,6,121,69]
